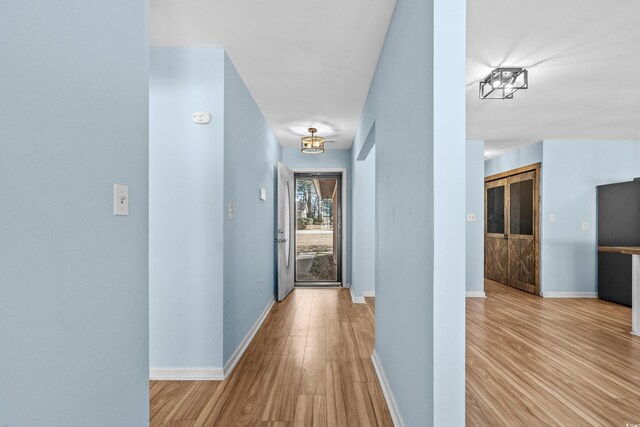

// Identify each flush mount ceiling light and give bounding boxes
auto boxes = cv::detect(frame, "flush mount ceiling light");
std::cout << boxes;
[479,68,528,100]
[301,127,325,154]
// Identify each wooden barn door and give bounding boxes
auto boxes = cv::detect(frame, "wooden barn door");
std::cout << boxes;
[485,178,509,284]
[485,164,540,294]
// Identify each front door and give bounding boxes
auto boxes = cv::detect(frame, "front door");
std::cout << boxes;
[277,162,295,301]
[485,166,540,294]
[294,173,342,284]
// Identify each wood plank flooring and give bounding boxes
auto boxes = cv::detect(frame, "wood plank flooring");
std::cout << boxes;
[150,288,393,426]
[467,280,640,426]
[151,281,640,426]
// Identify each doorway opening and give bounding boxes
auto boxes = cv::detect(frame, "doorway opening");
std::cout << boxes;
[484,163,541,295]
[295,173,342,286]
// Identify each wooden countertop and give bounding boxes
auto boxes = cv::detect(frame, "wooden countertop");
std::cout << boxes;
[598,246,640,255]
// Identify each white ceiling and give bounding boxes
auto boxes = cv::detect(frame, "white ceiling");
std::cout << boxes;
[151,1,640,154]
[150,0,397,149]
[468,0,640,155]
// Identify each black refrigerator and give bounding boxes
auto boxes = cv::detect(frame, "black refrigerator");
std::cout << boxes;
[597,180,640,306]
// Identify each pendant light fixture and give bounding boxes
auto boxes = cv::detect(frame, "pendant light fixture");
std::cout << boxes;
[301,127,325,154]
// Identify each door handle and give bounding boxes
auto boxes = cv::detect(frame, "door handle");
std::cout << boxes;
[276,238,288,243]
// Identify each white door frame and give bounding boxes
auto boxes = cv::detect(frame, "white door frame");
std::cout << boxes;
[290,167,348,286]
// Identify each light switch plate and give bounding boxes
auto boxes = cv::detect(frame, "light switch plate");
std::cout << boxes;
[582,221,589,230]
[467,213,476,222]
[260,188,267,201]
[227,203,235,220]
[549,214,556,222]
[114,184,129,216]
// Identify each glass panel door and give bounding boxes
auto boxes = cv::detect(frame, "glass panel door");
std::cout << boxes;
[295,174,341,283]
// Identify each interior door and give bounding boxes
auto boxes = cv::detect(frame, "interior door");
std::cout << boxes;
[277,162,295,301]
[506,171,537,293]
[485,178,509,284]
[485,167,539,294]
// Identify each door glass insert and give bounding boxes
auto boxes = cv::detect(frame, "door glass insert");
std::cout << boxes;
[295,176,339,282]
[284,180,291,269]
[487,186,505,234]
[510,179,533,235]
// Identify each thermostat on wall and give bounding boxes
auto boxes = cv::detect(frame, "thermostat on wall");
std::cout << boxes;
[192,112,211,124]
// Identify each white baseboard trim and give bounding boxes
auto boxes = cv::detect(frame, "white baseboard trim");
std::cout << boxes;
[149,367,224,381]
[150,296,276,382]
[465,291,486,298]
[224,296,276,378]
[364,291,375,298]
[371,350,404,427]
[350,286,365,304]
[542,292,598,298]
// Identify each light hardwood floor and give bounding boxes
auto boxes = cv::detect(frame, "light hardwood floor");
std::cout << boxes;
[150,288,393,426]
[467,280,640,426]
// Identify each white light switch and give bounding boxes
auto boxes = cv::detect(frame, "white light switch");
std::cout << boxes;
[227,203,235,220]
[260,188,267,201]
[114,184,129,216]
[467,213,476,222]
[549,214,556,222]
[582,221,589,230]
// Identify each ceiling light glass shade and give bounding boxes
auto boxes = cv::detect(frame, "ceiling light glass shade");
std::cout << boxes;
[301,128,325,154]
[479,68,528,99]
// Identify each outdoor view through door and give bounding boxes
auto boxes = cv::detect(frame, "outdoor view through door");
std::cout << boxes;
[295,174,341,283]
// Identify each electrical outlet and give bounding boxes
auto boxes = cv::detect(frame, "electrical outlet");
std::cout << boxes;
[467,213,476,222]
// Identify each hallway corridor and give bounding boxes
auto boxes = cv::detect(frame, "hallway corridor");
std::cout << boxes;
[149,289,393,426]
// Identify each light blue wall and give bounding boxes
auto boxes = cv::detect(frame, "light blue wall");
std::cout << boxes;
[149,48,225,368]
[432,0,467,422]
[485,140,640,295]
[484,141,543,176]
[466,140,485,294]
[0,1,149,426]
[282,148,351,170]
[282,148,352,284]
[351,0,466,424]
[223,54,281,364]
[541,140,640,294]
[352,141,376,299]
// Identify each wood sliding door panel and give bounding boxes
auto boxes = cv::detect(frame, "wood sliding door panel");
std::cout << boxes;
[507,238,536,293]
[485,179,509,286]
[485,238,508,284]
[485,165,540,295]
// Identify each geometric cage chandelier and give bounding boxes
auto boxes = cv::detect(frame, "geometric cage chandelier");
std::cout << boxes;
[479,68,528,100]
